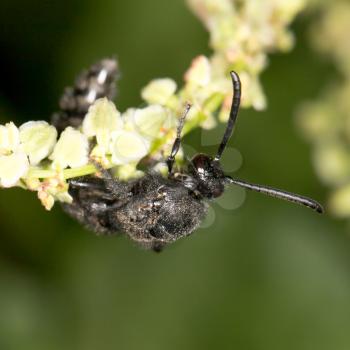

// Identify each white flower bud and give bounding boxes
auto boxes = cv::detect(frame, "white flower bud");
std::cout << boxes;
[82,98,122,150]
[19,121,57,165]
[0,122,20,155]
[50,127,89,168]
[131,105,172,139]
[110,130,150,165]
[0,151,29,187]
[185,55,211,87]
[141,78,177,105]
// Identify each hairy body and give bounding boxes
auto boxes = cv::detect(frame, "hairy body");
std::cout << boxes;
[53,58,323,251]
[64,174,207,250]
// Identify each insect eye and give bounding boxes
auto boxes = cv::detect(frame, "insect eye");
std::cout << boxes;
[191,153,212,174]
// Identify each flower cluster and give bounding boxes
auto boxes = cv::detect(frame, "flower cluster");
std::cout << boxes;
[143,0,309,131]
[186,0,307,112]
[297,0,350,217]
[0,0,307,210]
[0,99,176,209]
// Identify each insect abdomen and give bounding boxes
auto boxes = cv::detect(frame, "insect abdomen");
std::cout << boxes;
[113,176,208,249]
[52,58,119,133]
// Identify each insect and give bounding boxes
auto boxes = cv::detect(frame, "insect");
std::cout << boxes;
[53,58,323,252]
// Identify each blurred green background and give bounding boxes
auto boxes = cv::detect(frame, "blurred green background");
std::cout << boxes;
[0,1,349,349]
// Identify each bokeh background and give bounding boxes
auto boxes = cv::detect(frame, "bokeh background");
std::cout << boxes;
[0,1,349,349]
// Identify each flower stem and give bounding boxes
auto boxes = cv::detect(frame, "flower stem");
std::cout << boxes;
[63,165,97,179]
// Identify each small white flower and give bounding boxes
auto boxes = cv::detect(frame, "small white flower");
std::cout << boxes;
[0,122,20,155]
[0,122,30,187]
[82,98,123,150]
[110,130,150,165]
[184,55,211,87]
[141,78,177,105]
[130,105,173,139]
[50,127,89,168]
[120,108,138,131]
[0,150,29,187]
[19,121,57,165]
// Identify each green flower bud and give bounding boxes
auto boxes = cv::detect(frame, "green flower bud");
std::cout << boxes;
[313,144,350,187]
[329,184,350,218]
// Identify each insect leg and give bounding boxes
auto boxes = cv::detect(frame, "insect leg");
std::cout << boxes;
[69,179,99,189]
[90,159,130,199]
[68,179,121,201]
[166,103,191,175]
[225,176,324,213]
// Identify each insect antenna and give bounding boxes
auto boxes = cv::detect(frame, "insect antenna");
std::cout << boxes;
[225,176,324,213]
[166,103,192,174]
[215,71,241,161]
